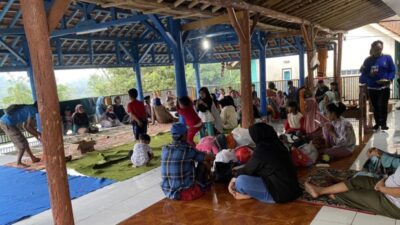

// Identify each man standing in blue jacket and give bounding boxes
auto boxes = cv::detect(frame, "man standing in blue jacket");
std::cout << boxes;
[360,40,396,131]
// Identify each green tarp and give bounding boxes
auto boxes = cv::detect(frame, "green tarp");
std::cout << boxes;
[67,132,172,181]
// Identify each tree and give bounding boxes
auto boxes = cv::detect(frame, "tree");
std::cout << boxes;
[86,63,240,97]
[88,68,135,96]
[1,78,33,108]
[57,84,73,101]
[186,63,240,87]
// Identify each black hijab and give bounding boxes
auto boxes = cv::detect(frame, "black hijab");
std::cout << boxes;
[219,96,236,109]
[249,123,288,159]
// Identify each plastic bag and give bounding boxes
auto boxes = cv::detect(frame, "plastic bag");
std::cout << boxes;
[231,127,255,148]
[299,142,318,164]
[215,149,237,163]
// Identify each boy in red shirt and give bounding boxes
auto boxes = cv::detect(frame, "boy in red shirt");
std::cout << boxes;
[127,88,148,140]
[176,96,202,146]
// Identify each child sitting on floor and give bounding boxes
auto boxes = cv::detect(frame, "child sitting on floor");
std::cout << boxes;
[177,96,202,146]
[130,134,153,167]
[285,101,305,134]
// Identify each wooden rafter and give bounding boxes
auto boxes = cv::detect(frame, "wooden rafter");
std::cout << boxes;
[142,7,170,14]
[250,13,260,36]
[174,0,186,8]
[212,6,222,13]
[188,0,199,9]
[200,3,211,11]
[197,0,344,34]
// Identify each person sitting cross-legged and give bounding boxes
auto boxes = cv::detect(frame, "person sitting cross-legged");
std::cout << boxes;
[321,102,356,160]
[160,123,215,201]
[228,123,302,203]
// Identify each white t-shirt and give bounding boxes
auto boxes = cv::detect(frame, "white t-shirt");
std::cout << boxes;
[131,143,153,167]
[288,112,303,129]
[198,111,214,123]
[385,167,400,208]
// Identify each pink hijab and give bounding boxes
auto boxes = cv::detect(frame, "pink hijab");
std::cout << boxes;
[304,98,328,133]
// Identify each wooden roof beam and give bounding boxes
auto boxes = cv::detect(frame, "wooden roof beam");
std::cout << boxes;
[47,0,71,33]
[181,13,232,31]
[181,12,291,32]
[267,30,302,39]
[197,0,344,34]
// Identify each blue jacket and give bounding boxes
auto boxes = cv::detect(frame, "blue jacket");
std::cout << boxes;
[360,54,396,89]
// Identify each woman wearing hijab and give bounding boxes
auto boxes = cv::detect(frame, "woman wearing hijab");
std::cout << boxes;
[100,105,121,128]
[319,91,338,115]
[95,96,106,120]
[304,89,329,134]
[72,104,90,134]
[151,98,176,124]
[228,123,302,203]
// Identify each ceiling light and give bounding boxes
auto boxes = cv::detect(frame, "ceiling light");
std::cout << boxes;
[202,38,210,50]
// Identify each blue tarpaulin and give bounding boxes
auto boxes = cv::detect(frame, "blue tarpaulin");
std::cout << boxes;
[0,166,114,225]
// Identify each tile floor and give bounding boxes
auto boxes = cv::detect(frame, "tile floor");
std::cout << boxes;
[5,108,400,225]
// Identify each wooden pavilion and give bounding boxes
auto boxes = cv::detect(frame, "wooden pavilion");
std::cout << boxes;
[0,0,397,224]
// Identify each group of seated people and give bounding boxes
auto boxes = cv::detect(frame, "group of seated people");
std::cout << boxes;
[153,83,399,220]
[62,95,129,135]
[159,121,400,219]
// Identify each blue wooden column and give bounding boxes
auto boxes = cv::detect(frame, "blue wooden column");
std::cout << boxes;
[193,62,201,98]
[27,65,37,101]
[132,43,144,101]
[257,31,267,117]
[295,37,305,87]
[149,15,188,97]
[167,17,188,97]
[23,41,41,130]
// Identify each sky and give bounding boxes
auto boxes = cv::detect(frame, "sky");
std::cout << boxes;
[0,68,100,84]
